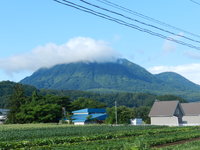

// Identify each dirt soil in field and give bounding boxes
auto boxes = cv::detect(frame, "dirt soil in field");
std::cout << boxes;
[154,137,200,148]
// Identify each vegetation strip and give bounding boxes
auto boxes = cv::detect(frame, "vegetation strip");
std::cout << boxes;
[154,137,200,148]
[157,140,200,150]
[0,125,200,149]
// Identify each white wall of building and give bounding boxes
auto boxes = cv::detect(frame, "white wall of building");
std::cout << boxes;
[151,116,179,126]
[74,122,85,125]
[74,113,88,115]
[130,118,143,125]
[182,115,200,125]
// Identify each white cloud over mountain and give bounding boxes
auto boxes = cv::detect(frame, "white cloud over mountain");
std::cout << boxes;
[0,37,120,74]
[1,36,200,85]
[149,63,200,84]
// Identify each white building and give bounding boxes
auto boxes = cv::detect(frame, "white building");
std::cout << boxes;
[148,101,184,126]
[149,100,200,126]
[130,118,143,125]
[181,103,200,125]
[0,109,9,124]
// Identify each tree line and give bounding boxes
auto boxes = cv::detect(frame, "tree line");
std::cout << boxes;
[6,84,186,124]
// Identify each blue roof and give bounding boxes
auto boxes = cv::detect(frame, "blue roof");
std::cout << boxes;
[72,108,106,114]
[0,109,9,115]
[71,114,107,122]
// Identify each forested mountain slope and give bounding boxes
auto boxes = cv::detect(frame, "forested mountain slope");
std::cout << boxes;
[20,59,200,98]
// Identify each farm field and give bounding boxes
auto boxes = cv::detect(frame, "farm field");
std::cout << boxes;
[0,124,200,149]
[159,140,200,150]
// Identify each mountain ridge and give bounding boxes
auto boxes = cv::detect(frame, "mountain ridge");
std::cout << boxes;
[155,72,200,91]
[20,58,200,100]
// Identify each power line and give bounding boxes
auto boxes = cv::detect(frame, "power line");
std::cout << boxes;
[55,0,200,50]
[96,0,200,39]
[53,0,200,51]
[80,0,200,44]
[115,101,117,125]
[190,0,200,6]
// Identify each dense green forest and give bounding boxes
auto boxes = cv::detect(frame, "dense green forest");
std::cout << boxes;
[0,81,37,108]
[0,81,186,109]
[40,89,186,107]
[4,82,186,124]
[6,83,150,124]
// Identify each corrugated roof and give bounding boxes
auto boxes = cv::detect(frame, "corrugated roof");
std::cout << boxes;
[71,114,107,122]
[148,100,179,117]
[181,103,200,116]
[0,109,9,115]
[72,108,106,114]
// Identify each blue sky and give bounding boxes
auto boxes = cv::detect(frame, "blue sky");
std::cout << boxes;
[1,0,200,84]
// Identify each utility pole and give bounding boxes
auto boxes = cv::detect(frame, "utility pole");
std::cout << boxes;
[62,107,66,120]
[115,101,118,125]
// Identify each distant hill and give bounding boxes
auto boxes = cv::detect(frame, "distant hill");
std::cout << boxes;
[20,59,200,101]
[155,72,200,91]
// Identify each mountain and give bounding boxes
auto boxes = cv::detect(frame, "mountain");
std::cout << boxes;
[155,72,200,91]
[20,59,200,100]
[20,59,159,91]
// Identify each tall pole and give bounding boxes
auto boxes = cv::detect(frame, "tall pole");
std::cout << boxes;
[115,101,117,125]
[62,107,66,120]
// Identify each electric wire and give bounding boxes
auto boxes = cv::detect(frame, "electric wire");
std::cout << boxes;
[53,0,200,51]
[80,0,200,44]
[96,0,200,39]
[190,0,200,6]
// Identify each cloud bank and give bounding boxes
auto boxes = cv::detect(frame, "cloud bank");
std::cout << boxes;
[0,37,120,74]
[148,64,200,84]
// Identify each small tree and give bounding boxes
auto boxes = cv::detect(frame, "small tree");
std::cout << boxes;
[106,106,135,124]
[66,112,73,124]
[134,106,151,124]
[7,84,27,123]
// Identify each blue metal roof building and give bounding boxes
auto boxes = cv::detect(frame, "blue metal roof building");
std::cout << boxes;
[71,108,107,125]
[72,108,106,114]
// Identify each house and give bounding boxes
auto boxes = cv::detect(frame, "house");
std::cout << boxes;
[181,102,200,125]
[148,101,184,126]
[0,109,9,124]
[130,118,143,125]
[0,115,6,124]
[71,108,107,125]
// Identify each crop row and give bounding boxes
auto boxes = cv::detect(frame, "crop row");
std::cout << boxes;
[0,132,138,149]
[0,124,166,141]
[158,139,200,150]
[19,128,200,150]
[133,129,200,149]
[0,126,199,149]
